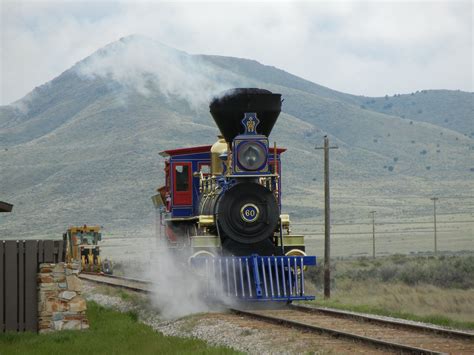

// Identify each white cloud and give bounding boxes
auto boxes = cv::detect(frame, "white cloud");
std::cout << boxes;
[1,0,472,105]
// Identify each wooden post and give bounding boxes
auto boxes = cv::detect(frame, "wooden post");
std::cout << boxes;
[323,137,331,298]
[316,136,338,299]
[431,197,438,256]
[370,211,376,259]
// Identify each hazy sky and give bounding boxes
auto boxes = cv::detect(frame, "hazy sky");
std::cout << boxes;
[1,0,472,105]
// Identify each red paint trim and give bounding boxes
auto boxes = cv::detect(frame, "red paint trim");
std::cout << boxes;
[160,145,212,157]
[172,162,192,205]
[166,225,177,242]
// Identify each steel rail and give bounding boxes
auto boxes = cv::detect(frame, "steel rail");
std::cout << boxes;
[80,272,151,284]
[290,304,474,340]
[78,273,152,293]
[230,308,445,355]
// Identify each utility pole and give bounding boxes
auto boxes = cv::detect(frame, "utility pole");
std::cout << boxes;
[315,136,338,299]
[431,197,438,256]
[370,211,376,259]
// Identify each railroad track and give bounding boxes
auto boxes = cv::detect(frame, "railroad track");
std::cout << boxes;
[230,306,474,354]
[81,273,474,354]
[78,272,152,292]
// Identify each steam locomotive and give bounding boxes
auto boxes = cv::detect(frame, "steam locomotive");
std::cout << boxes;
[152,88,315,301]
[152,88,308,258]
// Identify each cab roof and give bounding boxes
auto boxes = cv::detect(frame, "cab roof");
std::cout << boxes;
[159,145,212,157]
[159,145,286,157]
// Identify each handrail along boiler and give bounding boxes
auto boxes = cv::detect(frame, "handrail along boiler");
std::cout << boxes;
[152,88,316,301]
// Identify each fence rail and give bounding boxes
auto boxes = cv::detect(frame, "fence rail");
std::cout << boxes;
[1,240,65,332]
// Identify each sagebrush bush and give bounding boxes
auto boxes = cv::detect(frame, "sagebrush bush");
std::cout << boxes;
[333,255,474,289]
[379,264,399,282]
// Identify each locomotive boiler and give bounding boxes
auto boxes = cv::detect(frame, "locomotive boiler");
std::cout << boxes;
[152,88,308,258]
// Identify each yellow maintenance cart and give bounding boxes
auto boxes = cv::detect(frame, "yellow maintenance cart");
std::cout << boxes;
[64,225,112,274]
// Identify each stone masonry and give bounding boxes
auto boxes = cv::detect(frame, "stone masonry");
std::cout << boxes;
[37,262,89,333]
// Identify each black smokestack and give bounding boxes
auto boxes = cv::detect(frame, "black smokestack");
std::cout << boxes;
[209,88,282,142]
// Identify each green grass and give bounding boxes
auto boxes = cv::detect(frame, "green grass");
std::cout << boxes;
[0,302,240,355]
[308,298,474,330]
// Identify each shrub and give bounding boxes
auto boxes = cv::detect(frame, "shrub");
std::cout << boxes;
[335,256,474,289]
[379,264,399,282]
[398,264,424,285]
[305,263,336,286]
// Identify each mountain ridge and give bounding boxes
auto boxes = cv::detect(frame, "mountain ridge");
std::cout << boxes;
[1,35,472,237]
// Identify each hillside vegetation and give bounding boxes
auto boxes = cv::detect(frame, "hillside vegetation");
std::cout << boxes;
[0,35,472,238]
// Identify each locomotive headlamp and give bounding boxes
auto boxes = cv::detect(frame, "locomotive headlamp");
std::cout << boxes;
[237,141,266,171]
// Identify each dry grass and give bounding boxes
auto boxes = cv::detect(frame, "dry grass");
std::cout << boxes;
[315,280,474,325]
[305,255,474,329]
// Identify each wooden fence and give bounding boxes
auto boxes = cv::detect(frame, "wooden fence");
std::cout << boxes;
[0,240,66,332]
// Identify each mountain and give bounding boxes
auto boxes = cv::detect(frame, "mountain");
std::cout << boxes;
[1,35,472,238]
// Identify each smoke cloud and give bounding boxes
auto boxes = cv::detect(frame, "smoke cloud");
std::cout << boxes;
[144,248,210,318]
[75,35,249,110]
[141,243,235,319]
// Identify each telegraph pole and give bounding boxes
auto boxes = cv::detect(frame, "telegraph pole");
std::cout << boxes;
[431,197,438,255]
[315,136,338,299]
[370,211,376,259]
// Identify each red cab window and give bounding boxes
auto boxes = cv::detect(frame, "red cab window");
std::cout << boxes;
[173,162,192,205]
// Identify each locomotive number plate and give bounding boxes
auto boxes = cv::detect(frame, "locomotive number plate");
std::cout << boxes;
[240,203,260,223]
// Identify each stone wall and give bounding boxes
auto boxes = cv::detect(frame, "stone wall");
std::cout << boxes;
[37,262,89,333]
